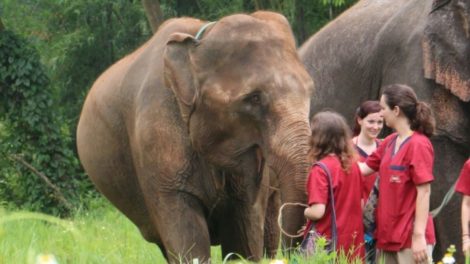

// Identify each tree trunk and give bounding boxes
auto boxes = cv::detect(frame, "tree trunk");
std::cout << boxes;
[0,17,5,31]
[142,0,163,33]
[253,0,262,10]
[106,3,114,63]
[329,0,333,19]
[296,4,307,45]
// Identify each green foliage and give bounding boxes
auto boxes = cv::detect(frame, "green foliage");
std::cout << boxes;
[320,0,353,7]
[161,0,357,44]
[0,29,89,215]
[44,0,151,123]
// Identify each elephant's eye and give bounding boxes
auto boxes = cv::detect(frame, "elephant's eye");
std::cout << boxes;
[246,92,261,105]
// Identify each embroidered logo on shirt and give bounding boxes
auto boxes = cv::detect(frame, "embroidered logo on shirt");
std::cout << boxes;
[390,175,401,183]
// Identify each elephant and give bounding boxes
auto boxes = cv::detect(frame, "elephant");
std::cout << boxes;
[299,0,470,261]
[77,11,312,263]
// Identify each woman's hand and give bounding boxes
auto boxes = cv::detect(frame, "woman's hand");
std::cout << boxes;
[358,162,375,176]
[412,233,429,264]
[413,183,431,263]
[297,224,306,236]
[463,235,470,256]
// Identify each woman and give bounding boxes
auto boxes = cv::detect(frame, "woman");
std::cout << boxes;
[304,111,364,260]
[455,158,470,256]
[353,100,384,200]
[353,100,383,264]
[358,84,436,264]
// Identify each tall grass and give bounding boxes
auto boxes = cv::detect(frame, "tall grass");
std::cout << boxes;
[0,198,360,263]
[0,198,165,263]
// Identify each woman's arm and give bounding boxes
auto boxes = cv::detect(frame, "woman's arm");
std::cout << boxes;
[462,195,470,255]
[304,204,326,221]
[412,183,431,263]
[358,162,375,176]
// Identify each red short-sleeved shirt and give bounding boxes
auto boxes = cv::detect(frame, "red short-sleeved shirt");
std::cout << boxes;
[456,159,470,195]
[305,155,365,258]
[365,132,435,251]
[355,140,380,200]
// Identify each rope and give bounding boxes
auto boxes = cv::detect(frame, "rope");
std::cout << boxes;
[431,181,456,218]
[277,202,308,238]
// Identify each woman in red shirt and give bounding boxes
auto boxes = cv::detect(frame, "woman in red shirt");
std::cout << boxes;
[455,159,470,255]
[353,100,384,200]
[359,84,436,264]
[304,111,365,260]
[352,100,383,263]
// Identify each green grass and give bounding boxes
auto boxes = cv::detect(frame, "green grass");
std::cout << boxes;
[0,198,359,263]
[0,199,166,263]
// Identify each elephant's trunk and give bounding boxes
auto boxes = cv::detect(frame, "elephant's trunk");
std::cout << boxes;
[267,117,311,252]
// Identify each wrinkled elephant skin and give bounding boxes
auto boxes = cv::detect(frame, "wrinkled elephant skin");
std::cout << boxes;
[77,11,312,263]
[299,0,470,261]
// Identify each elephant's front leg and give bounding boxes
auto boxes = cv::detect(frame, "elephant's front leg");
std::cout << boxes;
[151,191,211,263]
[218,166,270,261]
[264,185,281,258]
[218,201,266,261]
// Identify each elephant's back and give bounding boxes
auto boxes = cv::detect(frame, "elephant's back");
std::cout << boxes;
[299,0,431,122]
[77,17,206,139]
[80,17,205,119]
[76,17,206,181]
[299,0,419,68]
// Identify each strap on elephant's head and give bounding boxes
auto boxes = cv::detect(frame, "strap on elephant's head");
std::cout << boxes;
[194,21,217,40]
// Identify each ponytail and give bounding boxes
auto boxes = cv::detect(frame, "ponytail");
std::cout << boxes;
[411,101,435,137]
[383,84,436,138]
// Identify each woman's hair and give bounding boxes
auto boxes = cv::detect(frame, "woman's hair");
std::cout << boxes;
[309,111,357,171]
[353,100,382,136]
[382,84,435,137]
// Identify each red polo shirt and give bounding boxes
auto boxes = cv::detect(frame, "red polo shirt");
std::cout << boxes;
[365,132,435,251]
[355,139,381,200]
[305,155,365,259]
[456,159,470,195]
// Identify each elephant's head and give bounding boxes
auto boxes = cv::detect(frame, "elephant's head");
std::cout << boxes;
[163,11,312,247]
[423,0,470,101]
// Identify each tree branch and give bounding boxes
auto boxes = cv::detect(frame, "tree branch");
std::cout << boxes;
[8,154,74,210]
[141,0,163,33]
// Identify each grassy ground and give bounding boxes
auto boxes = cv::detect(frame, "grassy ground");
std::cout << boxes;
[0,198,361,264]
[0,198,168,263]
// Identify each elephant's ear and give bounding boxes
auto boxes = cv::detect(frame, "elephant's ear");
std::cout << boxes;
[422,0,470,102]
[164,33,199,124]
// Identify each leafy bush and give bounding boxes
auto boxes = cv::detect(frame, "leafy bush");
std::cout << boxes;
[0,29,90,215]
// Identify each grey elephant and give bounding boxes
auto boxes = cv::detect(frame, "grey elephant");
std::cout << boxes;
[77,11,312,263]
[299,0,470,260]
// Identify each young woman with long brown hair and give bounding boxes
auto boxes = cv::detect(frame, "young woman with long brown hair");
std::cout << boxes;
[304,111,365,260]
[359,84,436,264]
